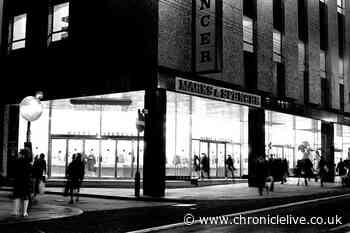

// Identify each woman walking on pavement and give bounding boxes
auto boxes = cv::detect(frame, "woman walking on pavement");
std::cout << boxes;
[11,149,33,217]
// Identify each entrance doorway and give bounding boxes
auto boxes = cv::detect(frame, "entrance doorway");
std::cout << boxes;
[49,136,143,179]
[192,139,240,178]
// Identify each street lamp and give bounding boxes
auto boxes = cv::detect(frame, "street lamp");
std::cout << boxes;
[20,95,43,159]
[135,109,145,197]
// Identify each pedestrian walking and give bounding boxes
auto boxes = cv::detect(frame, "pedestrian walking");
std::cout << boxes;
[200,153,209,179]
[225,155,235,179]
[193,154,200,178]
[318,155,328,187]
[11,149,33,217]
[32,153,47,199]
[66,153,85,204]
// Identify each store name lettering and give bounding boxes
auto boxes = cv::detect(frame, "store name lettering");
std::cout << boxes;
[195,0,221,73]
[176,78,261,107]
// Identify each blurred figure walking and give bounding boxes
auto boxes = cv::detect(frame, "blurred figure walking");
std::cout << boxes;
[12,149,33,216]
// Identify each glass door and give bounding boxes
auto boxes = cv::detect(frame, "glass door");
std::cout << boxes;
[84,140,100,178]
[67,139,83,165]
[101,140,116,177]
[232,144,241,177]
[116,140,133,178]
[209,143,217,177]
[217,143,226,177]
[50,139,67,177]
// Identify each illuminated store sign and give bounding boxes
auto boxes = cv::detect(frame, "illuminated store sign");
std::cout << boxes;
[194,0,222,73]
[175,77,261,107]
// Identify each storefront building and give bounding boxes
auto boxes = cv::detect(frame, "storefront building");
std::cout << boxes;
[1,0,350,197]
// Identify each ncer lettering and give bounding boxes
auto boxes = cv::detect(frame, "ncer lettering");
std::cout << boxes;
[199,0,212,63]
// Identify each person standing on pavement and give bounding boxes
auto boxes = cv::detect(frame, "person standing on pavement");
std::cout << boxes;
[32,153,47,200]
[318,155,328,187]
[12,149,33,216]
[256,155,268,196]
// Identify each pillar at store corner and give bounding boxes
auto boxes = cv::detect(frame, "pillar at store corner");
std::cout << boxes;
[321,121,335,182]
[248,108,265,187]
[143,88,167,197]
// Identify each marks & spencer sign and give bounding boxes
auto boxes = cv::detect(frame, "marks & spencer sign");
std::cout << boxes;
[175,77,261,107]
[194,0,222,73]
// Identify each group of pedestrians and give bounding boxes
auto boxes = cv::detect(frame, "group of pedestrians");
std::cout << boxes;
[254,155,289,196]
[193,154,236,179]
[65,153,85,204]
[11,149,47,217]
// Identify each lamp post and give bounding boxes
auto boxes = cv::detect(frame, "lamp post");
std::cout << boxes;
[20,95,43,160]
[135,109,145,197]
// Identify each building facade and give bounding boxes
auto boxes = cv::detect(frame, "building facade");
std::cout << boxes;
[0,0,350,196]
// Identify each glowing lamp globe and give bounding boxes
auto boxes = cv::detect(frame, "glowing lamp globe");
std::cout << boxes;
[20,96,43,122]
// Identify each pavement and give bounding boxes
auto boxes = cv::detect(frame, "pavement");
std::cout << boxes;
[0,177,349,225]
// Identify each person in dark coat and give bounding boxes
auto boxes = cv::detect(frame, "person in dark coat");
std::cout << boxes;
[256,156,268,196]
[225,155,235,179]
[32,153,47,199]
[193,155,200,178]
[12,149,32,216]
[303,157,313,186]
[200,153,209,179]
[66,153,85,203]
[337,158,347,176]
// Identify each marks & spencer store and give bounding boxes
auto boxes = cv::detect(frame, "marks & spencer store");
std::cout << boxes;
[12,76,349,191]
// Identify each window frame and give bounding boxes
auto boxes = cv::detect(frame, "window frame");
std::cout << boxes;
[48,1,70,44]
[9,13,27,52]
[273,30,282,63]
[243,16,254,53]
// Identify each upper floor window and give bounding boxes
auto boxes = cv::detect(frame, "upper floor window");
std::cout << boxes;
[273,30,282,63]
[298,41,305,74]
[10,13,27,51]
[339,58,344,79]
[243,16,254,53]
[49,2,69,42]
[320,50,326,78]
[338,0,344,14]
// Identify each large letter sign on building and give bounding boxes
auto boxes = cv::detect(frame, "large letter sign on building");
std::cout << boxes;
[194,0,222,73]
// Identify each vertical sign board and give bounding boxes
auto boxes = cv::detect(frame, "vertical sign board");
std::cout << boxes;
[194,0,222,73]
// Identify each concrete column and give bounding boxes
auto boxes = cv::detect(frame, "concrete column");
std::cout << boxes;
[1,105,9,177]
[256,0,273,93]
[344,0,350,113]
[283,0,302,103]
[321,121,335,182]
[326,0,340,110]
[306,0,321,104]
[248,107,265,186]
[143,88,167,197]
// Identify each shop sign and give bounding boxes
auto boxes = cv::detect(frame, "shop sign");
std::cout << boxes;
[175,77,261,107]
[194,0,222,73]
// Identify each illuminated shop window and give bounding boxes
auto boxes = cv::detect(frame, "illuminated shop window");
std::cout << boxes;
[166,91,249,178]
[18,91,145,178]
[10,14,27,50]
[273,30,282,63]
[243,16,254,53]
[50,2,69,42]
